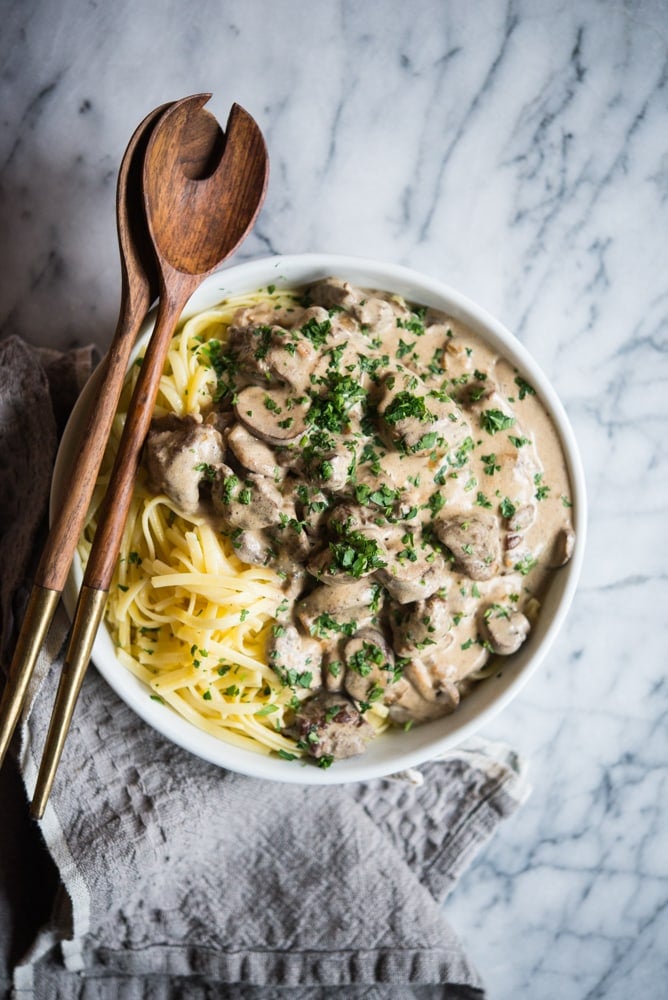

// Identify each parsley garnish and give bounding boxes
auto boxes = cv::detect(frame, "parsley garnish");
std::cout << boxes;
[301,316,332,347]
[481,454,500,476]
[383,391,433,426]
[514,554,538,576]
[500,497,517,519]
[515,375,536,400]
[329,528,387,578]
[480,409,516,434]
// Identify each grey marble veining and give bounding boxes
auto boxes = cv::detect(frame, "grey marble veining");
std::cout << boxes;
[1,0,667,997]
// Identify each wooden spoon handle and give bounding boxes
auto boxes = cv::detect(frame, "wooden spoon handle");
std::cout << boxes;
[38,298,151,590]
[83,276,196,591]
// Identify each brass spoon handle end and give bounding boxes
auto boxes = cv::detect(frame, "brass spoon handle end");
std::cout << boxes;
[30,585,108,819]
[0,585,61,769]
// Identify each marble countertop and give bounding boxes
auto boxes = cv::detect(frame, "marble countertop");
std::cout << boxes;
[1,1,666,996]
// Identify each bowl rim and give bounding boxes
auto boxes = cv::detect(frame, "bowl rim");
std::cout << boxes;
[52,252,587,784]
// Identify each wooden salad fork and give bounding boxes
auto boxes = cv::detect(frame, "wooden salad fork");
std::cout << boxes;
[30,94,269,817]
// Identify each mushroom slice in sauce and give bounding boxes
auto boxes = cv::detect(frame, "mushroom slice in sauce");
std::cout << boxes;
[385,670,459,724]
[145,415,225,515]
[306,277,362,311]
[375,534,448,604]
[226,422,286,480]
[479,603,531,656]
[548,527,575,568]
[211,468,290,532]
[295,579,379,636]
[434,511,501,581]
[352,295,397,335]
[377,370,469,457]
[227,322,318,392]
[235,386,309,446]
[286,691,374,761]
[390,594,453,657]
[343,628,397,705]
[229,528,271,567]
[267,623,322,691]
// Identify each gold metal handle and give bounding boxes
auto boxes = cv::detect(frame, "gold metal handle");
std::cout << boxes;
[0,586,61,767]
[30,585,108,819]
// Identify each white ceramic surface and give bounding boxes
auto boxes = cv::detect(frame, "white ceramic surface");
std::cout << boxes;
[52,253,586,784]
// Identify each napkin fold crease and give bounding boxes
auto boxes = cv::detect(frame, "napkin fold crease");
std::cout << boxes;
[0,336,530,999]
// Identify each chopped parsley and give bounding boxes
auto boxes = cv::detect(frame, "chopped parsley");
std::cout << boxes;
[534,473,551,501]
[307,372,367,433]
[329,528,387,578]
[347,640,385,677]
[481,453,500,475]
[300,315,332,347]
[514,554,538,576]
[515,375,536,400]
[383,391,433,426]
[480,409,516,434]
[396,307,427,336]
[500,497,517,519]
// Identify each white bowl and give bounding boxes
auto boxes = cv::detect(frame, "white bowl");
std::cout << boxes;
[52,254,587,783]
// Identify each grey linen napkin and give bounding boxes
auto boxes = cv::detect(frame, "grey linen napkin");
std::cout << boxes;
[0,335,531,999]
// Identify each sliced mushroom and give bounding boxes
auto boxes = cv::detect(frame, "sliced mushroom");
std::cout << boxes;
[263,337,318,393]
[295,485,331,535]
[352,295,396,334]
[306,277,362,311]
[479,604,531,655]
[434,511,501,581]
[507,502,536,532]
[211,468,289,532]
[307,528,388,585]
[295,579,379,635]
[228,528,271,567]
[144,415,225,515]
[343,628,397,704]
[235,385,309,445]
[376,558,447,604]
[390,594,452,657]
[323,654,346,692]
[377,370,469,457]
[548,527,575,568]
[227,322,317,392]
[226,422,285,480]
[385,669,459,724]
[286,691,374,761]
[375,530,447,604]
[267,517,314,565]
[267,623,322,690]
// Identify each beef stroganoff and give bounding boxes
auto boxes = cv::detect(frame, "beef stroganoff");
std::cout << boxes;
[81,278,575,767]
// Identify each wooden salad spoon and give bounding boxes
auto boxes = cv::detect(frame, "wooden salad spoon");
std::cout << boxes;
[0,101,171,772]
[31,94,269,817]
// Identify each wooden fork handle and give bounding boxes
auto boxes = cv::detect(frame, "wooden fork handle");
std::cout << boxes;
[38,295,151,592]
[83,276,197,591]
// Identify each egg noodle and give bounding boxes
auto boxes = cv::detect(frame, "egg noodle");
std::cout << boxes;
[79,287,389,759]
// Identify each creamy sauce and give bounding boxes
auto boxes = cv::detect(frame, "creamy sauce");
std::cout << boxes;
[145,277,575,759]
